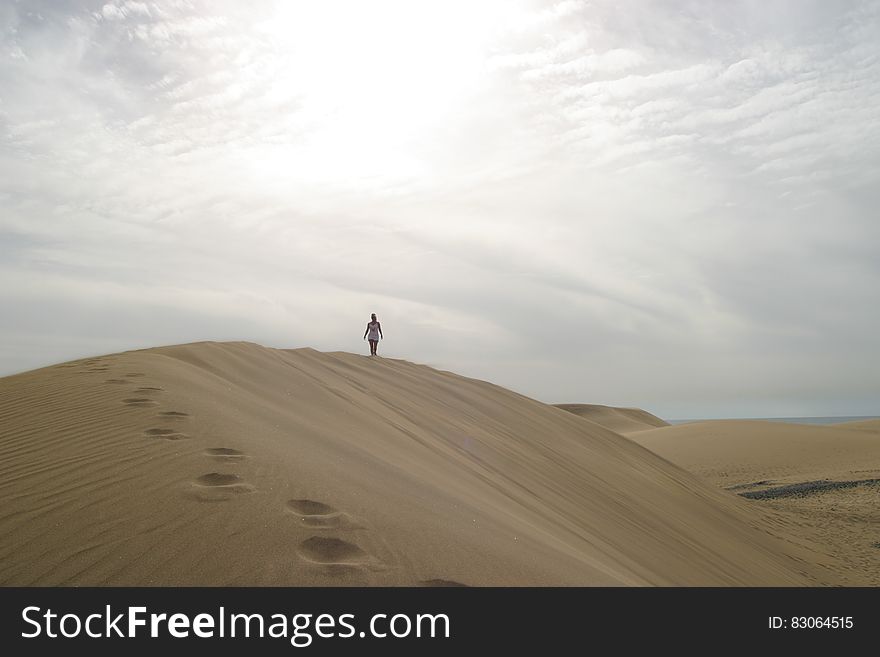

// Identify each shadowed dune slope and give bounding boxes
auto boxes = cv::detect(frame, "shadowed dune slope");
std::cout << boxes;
[0,342,835,585]
[554,403,669,434]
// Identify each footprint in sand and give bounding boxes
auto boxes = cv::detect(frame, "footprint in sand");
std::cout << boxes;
[189,472,255,502]
[159,411,189,420]
[134,386,163,393]
[420,579,468,587]
[68,358,113,372]
[123,398,158,407]
[197,473,244,486]
[288,499,336,515]
[124,373,146,378]
[205,447,247,462]
[145,428,189,440]
[286,499,361,529]
[297,537,369,565]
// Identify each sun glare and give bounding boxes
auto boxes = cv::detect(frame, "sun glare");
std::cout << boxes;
[253,0,519,183]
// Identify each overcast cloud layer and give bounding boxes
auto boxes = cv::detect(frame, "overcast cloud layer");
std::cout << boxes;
[2,0,879,418]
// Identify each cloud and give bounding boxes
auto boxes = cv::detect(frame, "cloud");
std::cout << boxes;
[1,0,879,417]
[100,4,126,21]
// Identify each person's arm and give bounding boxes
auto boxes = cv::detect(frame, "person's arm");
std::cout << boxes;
[378,322,383,339]
[363,323,369,340]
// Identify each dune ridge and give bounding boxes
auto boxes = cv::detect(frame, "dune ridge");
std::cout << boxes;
[554,403,669,434]
[0,342,839,586]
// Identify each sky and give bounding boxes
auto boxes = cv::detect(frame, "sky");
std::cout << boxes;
[2,0,879,419]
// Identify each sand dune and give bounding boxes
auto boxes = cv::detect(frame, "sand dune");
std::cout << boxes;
[0,342,840,586]
[554,403,669,434]
[630,420,880,487]
[630,420,880,585]
[834,418,880,433]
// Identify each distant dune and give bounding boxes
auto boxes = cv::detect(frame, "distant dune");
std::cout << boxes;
[0,342,841,585]
[554,403,669,434]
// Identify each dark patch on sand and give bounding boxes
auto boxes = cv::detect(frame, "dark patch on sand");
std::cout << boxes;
[739,478,880,500]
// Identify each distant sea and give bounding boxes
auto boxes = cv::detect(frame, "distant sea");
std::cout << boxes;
[668,416,879,426]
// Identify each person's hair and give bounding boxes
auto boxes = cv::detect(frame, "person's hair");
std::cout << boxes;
[371,313,376,318]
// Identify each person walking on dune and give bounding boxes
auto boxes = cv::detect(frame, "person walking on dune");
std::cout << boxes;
[363,313,383,356]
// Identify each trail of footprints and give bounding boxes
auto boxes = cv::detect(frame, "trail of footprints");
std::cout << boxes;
[93,358,458,582]
[111,366,379,569]
[101,365,254,499]
[125,376,255,499]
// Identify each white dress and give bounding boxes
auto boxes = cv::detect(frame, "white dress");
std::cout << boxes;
[367,321,381,340]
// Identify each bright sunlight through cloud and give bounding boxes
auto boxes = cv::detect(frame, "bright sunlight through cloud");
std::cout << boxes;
[251,0,516,185]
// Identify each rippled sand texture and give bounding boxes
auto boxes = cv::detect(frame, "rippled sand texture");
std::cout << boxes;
[0,342,847,585]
